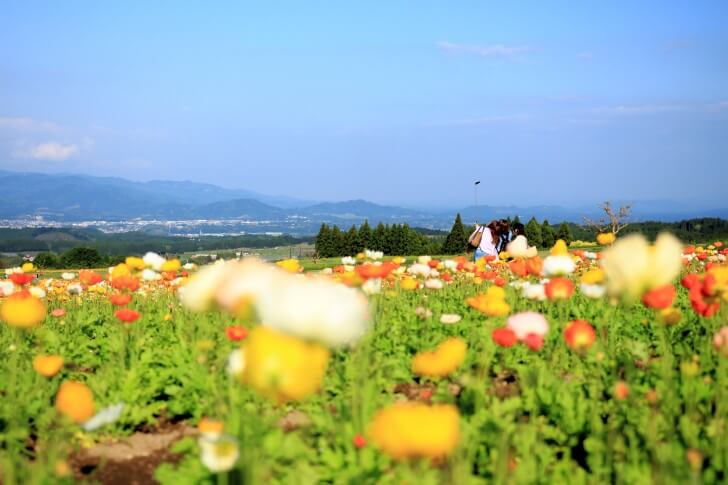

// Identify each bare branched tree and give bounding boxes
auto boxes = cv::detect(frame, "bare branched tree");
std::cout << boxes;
[583,201,632,234]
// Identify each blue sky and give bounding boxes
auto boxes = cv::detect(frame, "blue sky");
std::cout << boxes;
[1,2,727,208]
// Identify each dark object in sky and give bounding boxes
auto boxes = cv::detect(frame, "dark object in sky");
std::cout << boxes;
[474,181,481,185]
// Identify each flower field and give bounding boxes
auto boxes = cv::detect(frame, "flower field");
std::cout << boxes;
[1,236,728,484]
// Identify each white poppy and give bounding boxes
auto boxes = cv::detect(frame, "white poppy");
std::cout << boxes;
[440,314,462,324]
[143,252,166,271]
[580,283,606,299]
[199,434,239,473]
[226,349,246,378]
[83,402,125,432]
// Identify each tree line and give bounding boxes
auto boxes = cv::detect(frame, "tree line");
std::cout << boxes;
[317,215,728,258]
[314,221,444,257]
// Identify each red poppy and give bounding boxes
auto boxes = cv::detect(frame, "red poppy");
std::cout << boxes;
[115,308,141,323]
[51,308,66,318]
[716,241,724,248]
[441,272,453,283]
[352,434,367,449]
[614,381,629,400]
[79,270,103,286]
[689,286,720,318]
[641,284,676,309]
[697,252,707,261]
[109,293,133,306]
[9,273,35,286]
[492,327,518,347]
[564,320,596,351]
[544,278,575,300]
[419,389,433,400]
[523,333,544,351]
[681,274,700,290]
[683,246,695,255]
[427,260,440,269]
[225,325,249,342]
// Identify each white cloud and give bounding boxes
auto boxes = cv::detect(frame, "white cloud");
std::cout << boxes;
[24,142,79,161]
[437,41,530,59]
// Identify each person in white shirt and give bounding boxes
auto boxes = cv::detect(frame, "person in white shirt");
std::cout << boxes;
[474,220,505,262]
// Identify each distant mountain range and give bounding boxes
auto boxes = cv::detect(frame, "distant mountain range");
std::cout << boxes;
[0,170,725,232]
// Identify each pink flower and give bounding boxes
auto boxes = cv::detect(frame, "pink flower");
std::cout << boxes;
[506,312,549,340]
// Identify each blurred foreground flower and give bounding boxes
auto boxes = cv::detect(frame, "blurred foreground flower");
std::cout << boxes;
[115,308,141,323]
[467,286,510,317]
[412,337,467,378]
[56,381,95,423]
[543,240,576,276]
[0,290,46,328]
[714,327,728,357]
[83,402,124,432]
[180,259,370,347]
[563,320,596,351]
[601,233,682,301]
[199,433,240,472]
[597,233,616,245]
[368,402,460,461]
[33,355,64,377]
[240,326,329,403]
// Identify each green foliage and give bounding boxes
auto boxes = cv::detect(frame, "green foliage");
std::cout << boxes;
[2,264,726,483]
[541,220,556,249]
[33,252,61,269]
[557,222,573,244]
[442,213,468,255]
[60,247,103,268]
[358,220,372,250]
[525,217,542,248]
[314,223,441,257]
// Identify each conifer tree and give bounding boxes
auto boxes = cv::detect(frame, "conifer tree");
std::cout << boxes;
[442,213,468,254]
[557,222,573,245]
[330,225,344,256]
[371,223,386,252]
[541,219,555,249]
[344,225,360,255]
[525,217,543,248]
[315,224,331,257]
[358,220,372,250]
[513,215,522,226]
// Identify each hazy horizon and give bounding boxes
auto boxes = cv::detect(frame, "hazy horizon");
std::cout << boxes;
[2,2,727,208]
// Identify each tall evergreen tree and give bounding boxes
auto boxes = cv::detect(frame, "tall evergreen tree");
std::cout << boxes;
[442,213,468,254]
[330,225,344,256]
[358,220,372,250]
[371,223,387,252]
[344,225,360,255]
[513,215,522,226]
[315,223,331,257]
[525,217,543,248]
[541,219,555,249]
[557,222,573,245]
[392,224,407,256]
